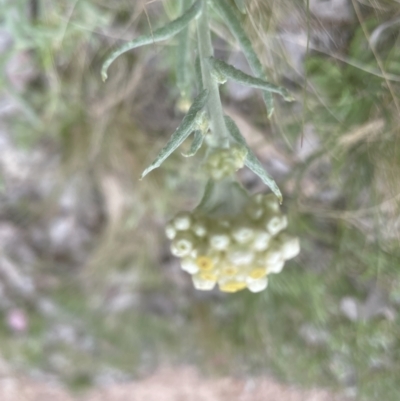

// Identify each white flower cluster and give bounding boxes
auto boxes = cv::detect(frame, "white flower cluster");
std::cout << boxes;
[165,193,300,293]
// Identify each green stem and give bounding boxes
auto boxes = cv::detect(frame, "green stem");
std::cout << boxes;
[196,1,229,148]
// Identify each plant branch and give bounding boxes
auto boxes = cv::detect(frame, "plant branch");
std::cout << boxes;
[196,1,229,148]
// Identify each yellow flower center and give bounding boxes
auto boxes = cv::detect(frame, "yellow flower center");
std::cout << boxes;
[196,256,214,271]
[221,266,238,276]
[249,267,267,279]
[219,281,247,293]
[199,272,218,282]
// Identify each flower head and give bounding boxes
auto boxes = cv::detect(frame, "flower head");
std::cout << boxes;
[166,178,300,293]
[203,145,247,180]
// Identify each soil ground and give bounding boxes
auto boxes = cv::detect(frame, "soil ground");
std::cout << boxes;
[0,366,347,401]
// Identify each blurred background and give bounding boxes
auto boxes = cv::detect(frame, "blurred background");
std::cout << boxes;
[0,0,399,400]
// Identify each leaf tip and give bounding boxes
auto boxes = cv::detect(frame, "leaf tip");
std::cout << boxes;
[140,169,150,180]
[284,93,295,102]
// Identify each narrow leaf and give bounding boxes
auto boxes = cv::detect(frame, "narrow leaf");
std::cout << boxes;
[176,0,191,97]
[102,0,202,81]
[177,26,190,97]
[224,115,283,203]
[141,90,208,179]
[182,130,204,157]
[212,0,274,117]
[208,57,294,101]
[195,56,204,90]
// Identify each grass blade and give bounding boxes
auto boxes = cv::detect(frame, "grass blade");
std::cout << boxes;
[234,0,247,14]
[224,115,283,202]
[102,0,203,81]
[141,89,208,179]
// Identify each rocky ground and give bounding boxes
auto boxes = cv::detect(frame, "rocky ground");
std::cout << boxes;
[0,0,399,400]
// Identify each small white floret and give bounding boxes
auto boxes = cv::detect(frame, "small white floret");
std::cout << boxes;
[252,231,271,251]
[246,206,264,221]
[165,223,176,240]
[173,212,192,231]
[192,276,216,291]
[263,194,280,212]
[228,247,254,266]
[210,234,230,250]
[267,259,285,274]
[264,245,283,265]
[252,194,264,204]
[266,215,288,236]
[180,258,199,274]
[280,235,300,260]
[232,227,254,244]
[170,235,193,257]
[247,277,268,293]
[192,222,207,237]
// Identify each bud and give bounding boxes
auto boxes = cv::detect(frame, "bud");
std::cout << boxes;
[192,221,207,237]
[263,194,280,213]
[203,146,247,181]
[232,226,254,244]
[246,205,264,221]
[173,212,192,231]
[209,233,230,250]
[165,223,176,240]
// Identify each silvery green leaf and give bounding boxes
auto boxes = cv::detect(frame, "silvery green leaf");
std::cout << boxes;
[234,0,247,14]
[141,89,208,179]
[224,115,283,203]
[195,179,215,212]
[208,57,293,101]
[182,130,204,157]
[207,58,227,84]
[177,26,190,97]
[102,0,202,81]
[212,0,274,117]
[195,56,203,90]
[196,178,250,216]
[176,0,192,97]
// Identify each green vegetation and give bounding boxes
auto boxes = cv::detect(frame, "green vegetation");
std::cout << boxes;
[0,1,399,400]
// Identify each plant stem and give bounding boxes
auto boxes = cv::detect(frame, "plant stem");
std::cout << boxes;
[196,1,229,148]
